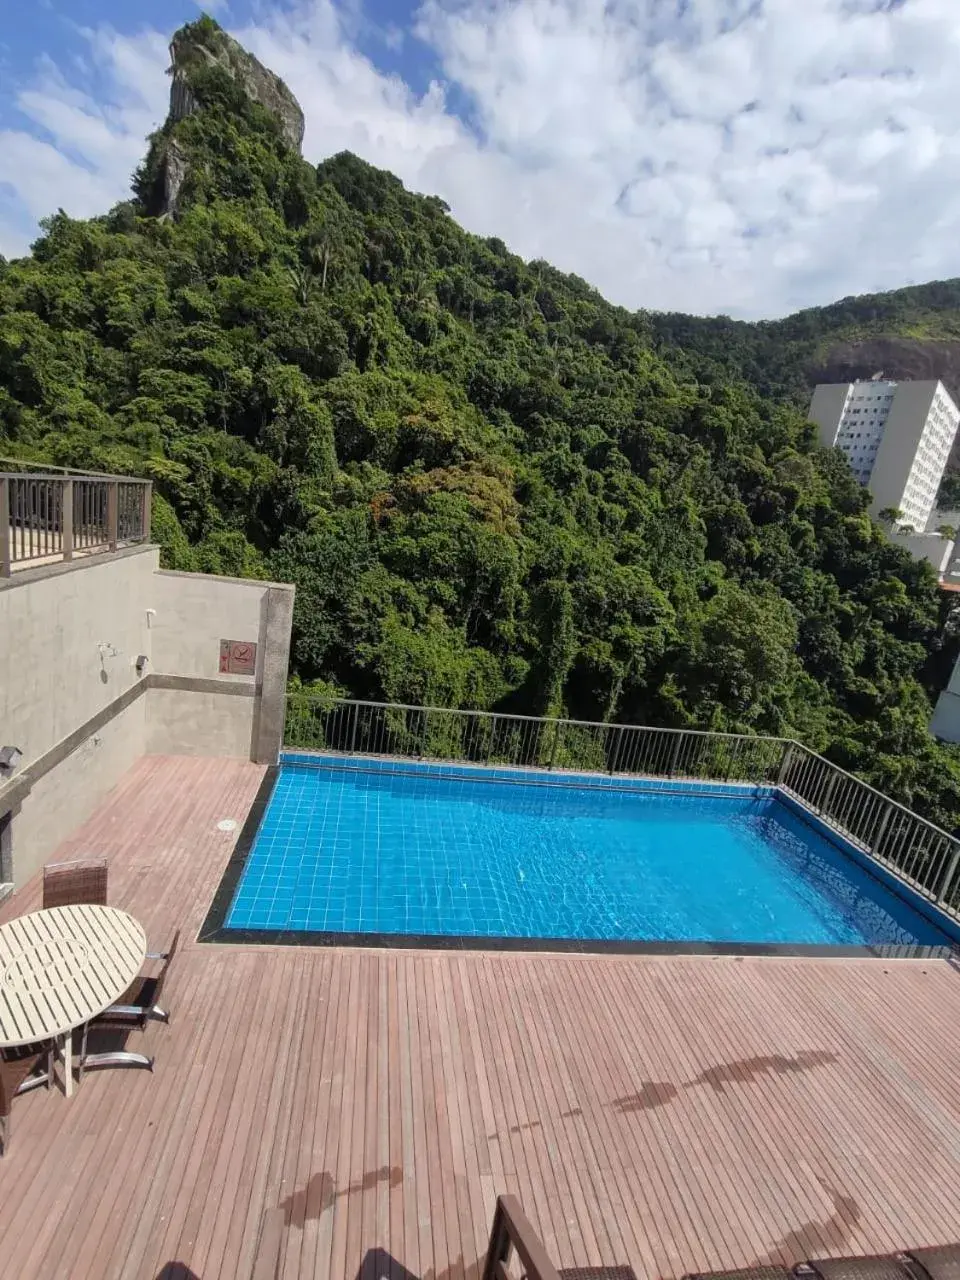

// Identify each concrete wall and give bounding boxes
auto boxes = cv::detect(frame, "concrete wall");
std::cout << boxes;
[931,648,960,743]
[148,570,293,761]
[147,686,255,757]
[150,570,266,684]
[932,689,960,743]
[0,545,157,771]
[10,696,146,888]
[0,548,294,888]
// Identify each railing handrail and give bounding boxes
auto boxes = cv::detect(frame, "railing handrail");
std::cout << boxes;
[1,471,152,577]
[785,740,957,846]
[0,456,151,481]
[0,471,151,484]
[286,693,794,743]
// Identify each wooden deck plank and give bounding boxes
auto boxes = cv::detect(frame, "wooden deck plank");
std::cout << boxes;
[3,755,960,1279]
[398,943,426,1280]
[654,960,841,1263]
[670,962,836,1261]
[119,954,258,1279]
[558,954,710,1276]
[276,952,333,1280]
[518,961,621,1273]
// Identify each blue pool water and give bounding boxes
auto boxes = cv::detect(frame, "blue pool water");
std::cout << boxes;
[224,760,953,948]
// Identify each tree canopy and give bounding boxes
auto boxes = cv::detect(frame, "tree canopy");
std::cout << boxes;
[3,17,960,827]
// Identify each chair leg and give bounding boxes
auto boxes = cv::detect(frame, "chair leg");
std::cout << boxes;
[15,1072,51,1098]
[77,1023,89,1084]
[79,1051,154,1073]
[0,1113,8,1156]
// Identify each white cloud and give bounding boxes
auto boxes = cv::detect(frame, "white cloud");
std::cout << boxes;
[2,0,960,317]
[0,27,168,256]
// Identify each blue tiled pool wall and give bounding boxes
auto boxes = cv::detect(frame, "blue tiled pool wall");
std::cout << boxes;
[221,754,957,950]
[774,791,960,947]
[280,750,776,800]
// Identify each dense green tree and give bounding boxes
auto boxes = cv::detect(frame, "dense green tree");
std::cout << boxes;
[4,15,960,828]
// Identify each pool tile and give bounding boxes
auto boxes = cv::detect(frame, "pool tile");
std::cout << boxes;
[228,759,950,949]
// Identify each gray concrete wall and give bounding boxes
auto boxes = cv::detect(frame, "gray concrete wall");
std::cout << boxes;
[9,694,146,888]
[943,650,960,699]
[809,384,849,447]
[889,530,955,574]
[932,689,960,743]
[930,648,960,742]
[0,545,158,771]
[150,570,268,683]
[149,569,294,762]
[147,685,255,757]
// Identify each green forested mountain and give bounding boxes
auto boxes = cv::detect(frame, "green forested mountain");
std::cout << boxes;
[3,16,960,825]
[648,280,960,405]
[648,282,960,508]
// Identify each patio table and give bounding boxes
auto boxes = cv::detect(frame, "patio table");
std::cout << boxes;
[0,904,147,1096]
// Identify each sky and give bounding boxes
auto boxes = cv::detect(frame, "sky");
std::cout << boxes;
[1,0,960,319]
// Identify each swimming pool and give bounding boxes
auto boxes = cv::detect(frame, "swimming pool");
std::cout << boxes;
[207,756,955,953]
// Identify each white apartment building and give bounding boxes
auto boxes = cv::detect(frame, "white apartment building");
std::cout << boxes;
[809,378,960,532]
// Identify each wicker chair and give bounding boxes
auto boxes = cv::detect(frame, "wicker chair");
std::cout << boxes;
[805,1259,916,1280]
[683,1270,793,1280]
[906,1249,960,1280]
[77,930,180,1079]
[0,1042,53,1156]
[42,859,108,910]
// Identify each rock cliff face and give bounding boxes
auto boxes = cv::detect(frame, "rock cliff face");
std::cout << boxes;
[167,21,305,152]
[148,17,304,217]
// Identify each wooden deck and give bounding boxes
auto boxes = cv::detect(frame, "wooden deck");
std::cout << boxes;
[3,755,960,1280]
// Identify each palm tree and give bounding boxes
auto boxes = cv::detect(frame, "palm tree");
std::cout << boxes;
[287,264,315,306]
[311,239,332,292]
[406,270,436,311]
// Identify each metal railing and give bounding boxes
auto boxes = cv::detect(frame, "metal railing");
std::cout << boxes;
[284,695,960,918]
[284,696,789,783]
[778,743,960,914]
[0,471,152,575]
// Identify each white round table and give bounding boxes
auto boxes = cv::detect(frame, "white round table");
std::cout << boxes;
[0,905,147,1096]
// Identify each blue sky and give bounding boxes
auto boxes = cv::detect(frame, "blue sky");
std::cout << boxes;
[2,0,960,319]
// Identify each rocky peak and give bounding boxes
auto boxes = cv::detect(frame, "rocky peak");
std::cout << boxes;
[166,16,305,153]
[143,16,305,219]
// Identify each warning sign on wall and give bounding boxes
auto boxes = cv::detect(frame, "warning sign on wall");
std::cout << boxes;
[219,639,257,675]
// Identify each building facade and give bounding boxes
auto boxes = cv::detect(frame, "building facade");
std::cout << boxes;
[809,378,960,532]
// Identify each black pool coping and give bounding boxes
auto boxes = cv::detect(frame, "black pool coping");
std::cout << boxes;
[197,762,957,960]
[198,765,278,943]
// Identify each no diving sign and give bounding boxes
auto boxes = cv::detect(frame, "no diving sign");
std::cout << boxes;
[219,639,257,675]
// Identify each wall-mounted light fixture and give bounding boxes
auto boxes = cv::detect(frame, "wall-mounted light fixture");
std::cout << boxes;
[135,654,149,675]
[0,746,23,776]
